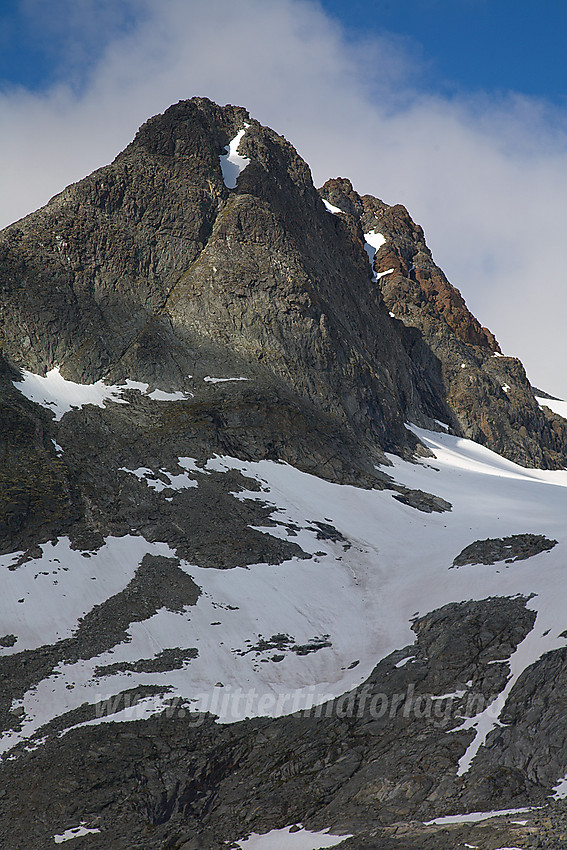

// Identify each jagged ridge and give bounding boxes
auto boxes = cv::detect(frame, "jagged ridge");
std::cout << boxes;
[320,176,567,468]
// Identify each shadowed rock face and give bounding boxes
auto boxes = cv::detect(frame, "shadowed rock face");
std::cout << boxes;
[320,176,567,469]
[0,356,78,553]
[0,98,442,481]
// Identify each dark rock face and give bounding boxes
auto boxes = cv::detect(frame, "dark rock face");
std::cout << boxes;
[453,533,558,567]
[478,644,567,793]
[320,177,567,469]
[0,356,78,553]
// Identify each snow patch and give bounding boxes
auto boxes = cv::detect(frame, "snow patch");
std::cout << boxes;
[204,376,250,384]
[14,368,192,420]
[364,230,386,253]
[236,826,351,849]
[147,388,191,401]
[178,457,210,475]
[322,199,343,215]
[424,807,536,825]
[219,125,251,189]
[120,467,198,492]
[363,230,386,281]
[552,773,567,799]
[53,823,101,843]
[0,536,165,657]
[14,368,135,420]
[431,689,466,700]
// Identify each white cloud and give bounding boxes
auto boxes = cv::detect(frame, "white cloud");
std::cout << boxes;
[2,0,567,396]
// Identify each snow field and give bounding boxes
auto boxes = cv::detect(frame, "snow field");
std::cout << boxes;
[0,536,172,656]
[14,368,193,420]
[3,424,567,795]
[424,806,537,826]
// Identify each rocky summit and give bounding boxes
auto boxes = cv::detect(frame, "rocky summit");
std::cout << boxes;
[1,97,567,849]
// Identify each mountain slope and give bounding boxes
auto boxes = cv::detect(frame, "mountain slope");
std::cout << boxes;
[1,97,567,849]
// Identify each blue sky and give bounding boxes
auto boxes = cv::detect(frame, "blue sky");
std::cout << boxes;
[1,0,567,395]
[2,1,566,102]
[0,0,142,91]
[323,0,567,103]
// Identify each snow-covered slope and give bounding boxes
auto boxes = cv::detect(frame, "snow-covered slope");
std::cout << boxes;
[537,394,567,419]
[3,422,567,794]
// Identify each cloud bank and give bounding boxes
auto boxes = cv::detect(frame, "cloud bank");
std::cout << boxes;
[2,0,567,396]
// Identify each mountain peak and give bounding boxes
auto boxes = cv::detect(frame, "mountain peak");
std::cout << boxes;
[118,97,250,163]
[2,98,567,849]
[2,98,566,478]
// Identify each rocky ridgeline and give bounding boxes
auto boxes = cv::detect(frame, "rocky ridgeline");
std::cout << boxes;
[320,176,567,469]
